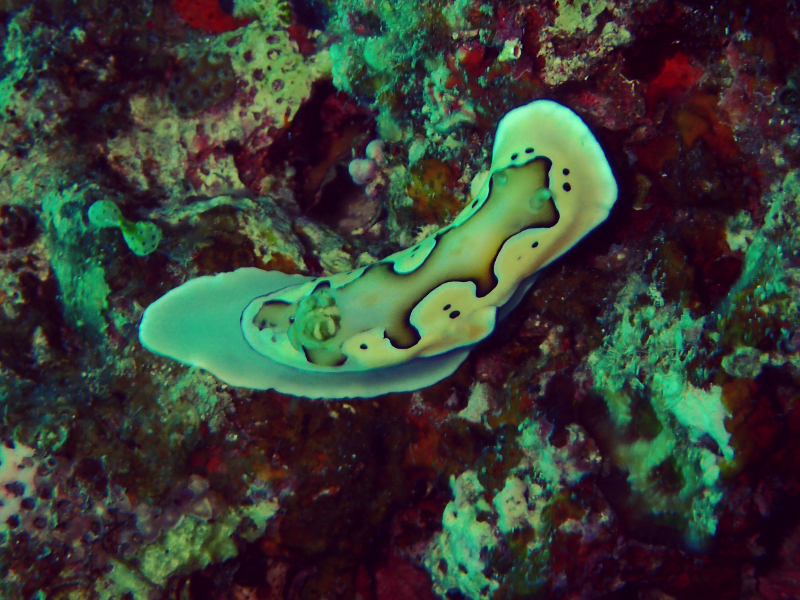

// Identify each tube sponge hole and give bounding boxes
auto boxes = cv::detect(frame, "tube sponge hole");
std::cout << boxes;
[88,200,162,257]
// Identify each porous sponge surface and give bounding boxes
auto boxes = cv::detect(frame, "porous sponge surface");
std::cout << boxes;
[106,20,331,197]
[0,442,38,532]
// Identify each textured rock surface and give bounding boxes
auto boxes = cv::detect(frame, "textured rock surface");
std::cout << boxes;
[1,0,800,599]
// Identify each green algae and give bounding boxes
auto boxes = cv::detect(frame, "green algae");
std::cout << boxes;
[88,199,162,257]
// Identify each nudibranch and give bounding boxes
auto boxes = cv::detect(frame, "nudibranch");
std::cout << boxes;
[140,100,617,399]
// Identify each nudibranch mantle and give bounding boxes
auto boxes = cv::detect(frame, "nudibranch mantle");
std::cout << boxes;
[140,100,617,399]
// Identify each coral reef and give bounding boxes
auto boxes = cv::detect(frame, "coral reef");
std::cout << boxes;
[2,0,800,598]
